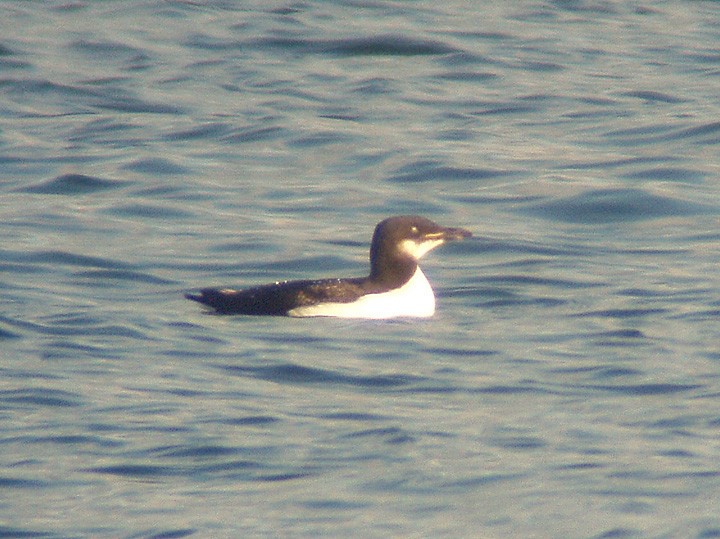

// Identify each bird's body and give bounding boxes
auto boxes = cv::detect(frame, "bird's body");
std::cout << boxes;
[186,215,470,318]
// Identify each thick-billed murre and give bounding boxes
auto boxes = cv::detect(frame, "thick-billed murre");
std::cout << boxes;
[186,215,471,318]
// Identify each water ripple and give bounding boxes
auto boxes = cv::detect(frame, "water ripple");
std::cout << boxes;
[251,35,460,56]
[522,188,714,223]
[219,362,420,389]
[19,174,128,195]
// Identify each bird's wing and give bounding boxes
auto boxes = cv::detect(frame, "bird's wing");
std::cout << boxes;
[186,278,367,315]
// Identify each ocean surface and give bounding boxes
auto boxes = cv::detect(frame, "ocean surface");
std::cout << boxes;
[1,1,720,537]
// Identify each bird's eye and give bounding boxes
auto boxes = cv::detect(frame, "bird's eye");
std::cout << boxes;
[410,226,419,236]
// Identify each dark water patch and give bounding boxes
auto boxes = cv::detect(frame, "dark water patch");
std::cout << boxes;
[6,433,122,448]
[144,529,196,539]
[68,118,142,145]
[472,102,538,116]
[302,499,369,510]
[521,188,712,223]
[549,366,641,378]
[321,412,388,421]
[0,57,32,70]
[424,346,496,358]
[219,415,279,426]
[253,35,459,56]
[435,71,497,82]
[489,435,546,450]
[222,125,286,143]
[593,334,647,348]
[556,155,671,170]
[352,77,396,95]
[342,426,414,444]
[472,274,600,289]
[678,308,720,321]
[183,33,240,51]
[435,128,475,141]
[621,90,684,103]
[104,203,193,219]
[131,184,189,198]
[585,383,702,396]
[87,464,176,478]
[554,461,604,471]
[10,249,133,270]
[288,131,356,148]
[252,472,312,482]
[41,340,122,361]
[604,121,720,147]
[617,287,684,298]
[551,0,617,14]
[388,160,516,183]
[0,313,149,340]
[150,444,239,459]
[164,122,232,141]
[573,308,667,319]
[0,476,50,489]
[478,384,555,395]
[0,78,98,99]
[0,388,82,408]
[94,95,183,114]
[0,325,21,339]
[679,121,720,140]
[71,38,144,57]
[521,60,564,72]
[0,526,57,538]
[440,472,523,490]
[220,362,420,389]
[0,44,18,56]
[594,329,645,339]
[20,173,127,195]
[593,529,637,539]
[623,167,706,183]
[602,123,679,140]
[121,157,190,175]
[73,269,174,284]
[477,296,566,309]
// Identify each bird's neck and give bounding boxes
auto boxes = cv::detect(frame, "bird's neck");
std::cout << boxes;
[368,253,417,289]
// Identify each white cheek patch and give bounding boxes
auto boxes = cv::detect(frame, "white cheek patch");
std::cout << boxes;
[399,238,445,260]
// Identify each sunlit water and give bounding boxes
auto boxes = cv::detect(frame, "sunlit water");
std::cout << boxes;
[1,2,720,537]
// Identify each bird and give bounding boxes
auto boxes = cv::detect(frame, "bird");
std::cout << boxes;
[186,215,471,318]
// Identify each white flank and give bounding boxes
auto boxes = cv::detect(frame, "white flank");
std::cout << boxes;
[287,267,436,319]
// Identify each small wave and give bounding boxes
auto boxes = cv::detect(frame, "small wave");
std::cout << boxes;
[622,90,684,104]
[221,125,286,144]
[220,362,420,389]
[623,167,706,183]
[164,122,232,141]
[73,269,174,285]
[586,383,702,396]
[388,160,517,183]
[253,35,459,56]
[522,188,714,223]
[121,157,190,175]
[20,173,127,195]
[0,388,82,408]
[103,203,193,219]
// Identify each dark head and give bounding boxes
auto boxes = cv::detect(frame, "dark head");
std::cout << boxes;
[368,215,471,284]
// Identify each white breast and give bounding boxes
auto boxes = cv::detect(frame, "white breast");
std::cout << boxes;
[288,267,436,319]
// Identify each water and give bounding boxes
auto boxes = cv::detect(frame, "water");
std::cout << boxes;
[1,1,720,537]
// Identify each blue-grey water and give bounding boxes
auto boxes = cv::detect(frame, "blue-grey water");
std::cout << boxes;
[2,1,720,537]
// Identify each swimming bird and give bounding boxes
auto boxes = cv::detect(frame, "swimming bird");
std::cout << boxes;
[186,215,471,318]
